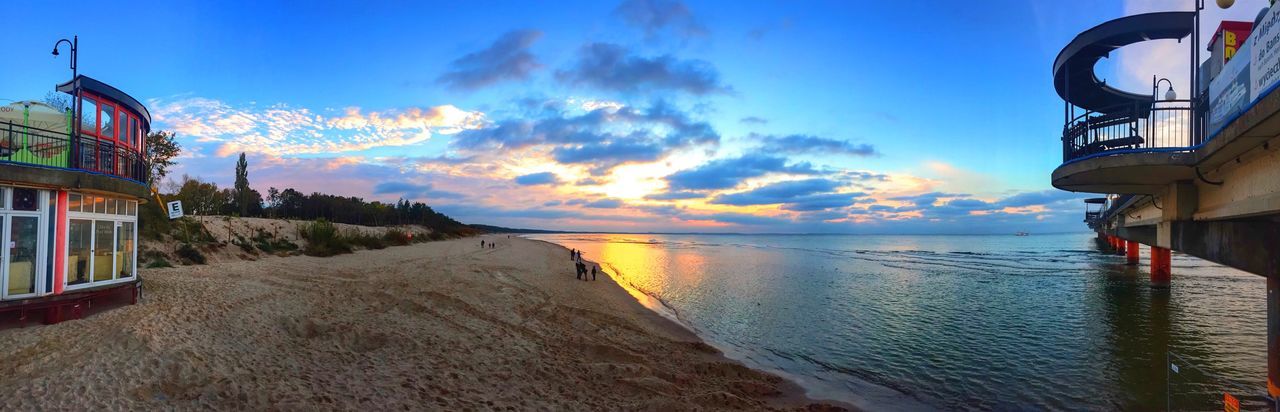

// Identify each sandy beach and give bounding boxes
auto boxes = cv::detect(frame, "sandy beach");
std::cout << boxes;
[0,235,846,410]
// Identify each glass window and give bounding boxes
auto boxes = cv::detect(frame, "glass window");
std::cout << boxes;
[68,193,82,212]
[126,201,137,216]
[0,188,6,210]
[129,118,139,147]
[117,223,135,279]
[67,219,92,285]
[80,97,98,135]
[93,220,114,281]
[7,216,39,296]
[93,196,106,214]
[11,188,38,211]
[106,199,117,215]
[100,104,114,139]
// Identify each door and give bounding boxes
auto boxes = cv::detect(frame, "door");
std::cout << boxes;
[4,215,39,298]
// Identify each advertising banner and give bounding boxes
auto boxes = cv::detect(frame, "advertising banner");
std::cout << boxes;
[1209,6,1280,136]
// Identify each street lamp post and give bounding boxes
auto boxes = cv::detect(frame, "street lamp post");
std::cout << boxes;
[53,36,79,168]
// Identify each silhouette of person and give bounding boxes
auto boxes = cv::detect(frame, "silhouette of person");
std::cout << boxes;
[591,265,597,281]
[481,240,485,248]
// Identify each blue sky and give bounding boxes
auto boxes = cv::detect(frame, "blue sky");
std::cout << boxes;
[3,0,1261,233]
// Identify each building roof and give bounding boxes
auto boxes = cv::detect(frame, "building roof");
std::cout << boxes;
[1053,12,1195,113]
[56,75,151,131]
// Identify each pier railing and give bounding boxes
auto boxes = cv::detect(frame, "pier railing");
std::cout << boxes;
[1061,100,1198,163]
[0,121,148,183]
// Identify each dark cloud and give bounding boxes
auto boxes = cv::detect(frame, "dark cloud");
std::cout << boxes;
[644,190,705,200]
[613,0,706,39]
[584,199,624,208]
[755,134,879,157]
[710,179,842,206]
[514,172,559,186]
[454,100,718,174]
[556,43,729,95]
[543,200,563,207]
[372,181,466,200]
[576,178,603,186]
[437,29,543,91]
[739,116,768,125]
[665,154,816,191]
[994,190,1083,208]
[888,192,968,208]
[701,212,791,226]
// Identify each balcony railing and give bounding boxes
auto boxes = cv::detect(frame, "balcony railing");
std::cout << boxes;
[1061,100,1199,163]
[0,121,147,183]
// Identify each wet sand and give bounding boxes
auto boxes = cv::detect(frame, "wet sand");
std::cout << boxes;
[0,235,847,410]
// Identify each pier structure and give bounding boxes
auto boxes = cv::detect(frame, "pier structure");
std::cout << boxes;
[1053,4,1280,402]
[0,40,149,324]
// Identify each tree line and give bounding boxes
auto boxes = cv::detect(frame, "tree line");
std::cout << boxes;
[143,136,474,236]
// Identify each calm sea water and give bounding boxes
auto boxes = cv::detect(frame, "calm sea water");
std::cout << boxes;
[529,233,1268,411]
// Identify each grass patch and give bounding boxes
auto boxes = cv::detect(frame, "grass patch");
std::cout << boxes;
[299,219,352,257]
[176,243,207,265]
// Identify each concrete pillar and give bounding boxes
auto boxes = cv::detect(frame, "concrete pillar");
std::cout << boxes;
[1126,240,1140,265]
[1115,238,1126,256]
[1269,276,1280,400]
[1150,246,1171,286]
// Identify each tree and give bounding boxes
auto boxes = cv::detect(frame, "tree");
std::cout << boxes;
[234,152,251,216]
[175,175,225,220]
[266,187,281,217]
[145,131,182,186]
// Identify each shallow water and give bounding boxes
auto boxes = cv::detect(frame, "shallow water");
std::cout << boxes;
[530,233,1269,411]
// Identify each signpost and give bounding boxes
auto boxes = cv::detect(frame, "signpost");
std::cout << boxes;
[167,200,184,220]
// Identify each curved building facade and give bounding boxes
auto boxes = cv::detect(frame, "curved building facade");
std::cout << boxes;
[0,74,149,323]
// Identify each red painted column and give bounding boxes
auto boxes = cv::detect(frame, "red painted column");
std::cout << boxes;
[1150,246,1171,286]
[1269,275,1280,401]
[1125,240,1140,265]
[53,190,68,295]
[1115,238,1126,255]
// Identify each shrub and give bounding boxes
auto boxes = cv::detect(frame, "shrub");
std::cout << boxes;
[252,229,297,254]
[176,243,207,265]
[299,219,352,257]
[172,217,215,244]
[146,258,173,268]
[384,229,412,246]
[349,231,387,250]
[428,231,446,241]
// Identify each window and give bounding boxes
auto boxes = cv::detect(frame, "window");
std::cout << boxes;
[6,216,38,296]
[11,188,38,211]
[80,97,98,135]
[130,117,139,147]
[0,188,6,210]
[100,104,115,139]
[65,192,138,288]
[68,193,82,212]
[67,219,91,285]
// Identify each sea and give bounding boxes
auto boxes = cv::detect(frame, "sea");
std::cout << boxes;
[528,232,1268,411]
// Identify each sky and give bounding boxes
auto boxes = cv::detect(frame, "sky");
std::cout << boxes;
[3,0,1268,234]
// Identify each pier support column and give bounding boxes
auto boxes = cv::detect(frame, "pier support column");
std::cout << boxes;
[1150,246,1171,286]
[1269,276,1280,402]
[1126,240,1140,265]
[1115,238,1126,256]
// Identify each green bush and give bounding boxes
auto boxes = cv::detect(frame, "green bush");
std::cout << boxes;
[428,231,446,241]
[176,243,207,265]
[299,219,352,257]
[172,217,215,244]
[384,229,412,246]
[252,229,297,254]
[145,258,173,268]
[349,231,387,250]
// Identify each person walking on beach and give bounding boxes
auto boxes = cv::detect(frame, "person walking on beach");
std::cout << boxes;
[481,240,485,248]
[591,265,597,281]
[570,248,576,261]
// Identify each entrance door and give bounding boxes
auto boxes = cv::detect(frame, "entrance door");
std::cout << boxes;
[3,215,39,298]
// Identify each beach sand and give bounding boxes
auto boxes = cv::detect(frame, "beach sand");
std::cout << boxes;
[0,235,847,410]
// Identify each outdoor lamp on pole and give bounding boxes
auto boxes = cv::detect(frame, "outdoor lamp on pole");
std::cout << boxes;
[1155,78,1176,101]
[52,36,77,79]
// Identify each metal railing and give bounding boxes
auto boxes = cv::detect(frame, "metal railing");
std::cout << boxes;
[0,121,147,183]
[1061,100,1198,162]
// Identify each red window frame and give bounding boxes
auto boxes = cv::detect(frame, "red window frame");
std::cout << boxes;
[79,91,141,148]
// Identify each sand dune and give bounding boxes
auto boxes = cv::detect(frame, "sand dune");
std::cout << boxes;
[0,235,847,410]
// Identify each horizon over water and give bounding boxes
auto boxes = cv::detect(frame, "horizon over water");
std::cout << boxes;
[530,232,1267,411]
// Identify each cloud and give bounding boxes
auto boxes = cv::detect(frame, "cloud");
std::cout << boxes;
[514,172,559,186]
[701,212,791,226]
[740,116,768,125]
[584,198,624,208]
[453,100,718,174]
[437,29,543,91]
[755,134,879,157]
[613,0,707,39]
[994,189,1083,208]
[150,97,484,158]
[710,178,842,205]
[556,43,730,95]
[666,154,816,191]
[644,190,705,200]
[372,181,466,200]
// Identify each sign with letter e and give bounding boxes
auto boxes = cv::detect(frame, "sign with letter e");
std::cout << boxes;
[167,201,184,220]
